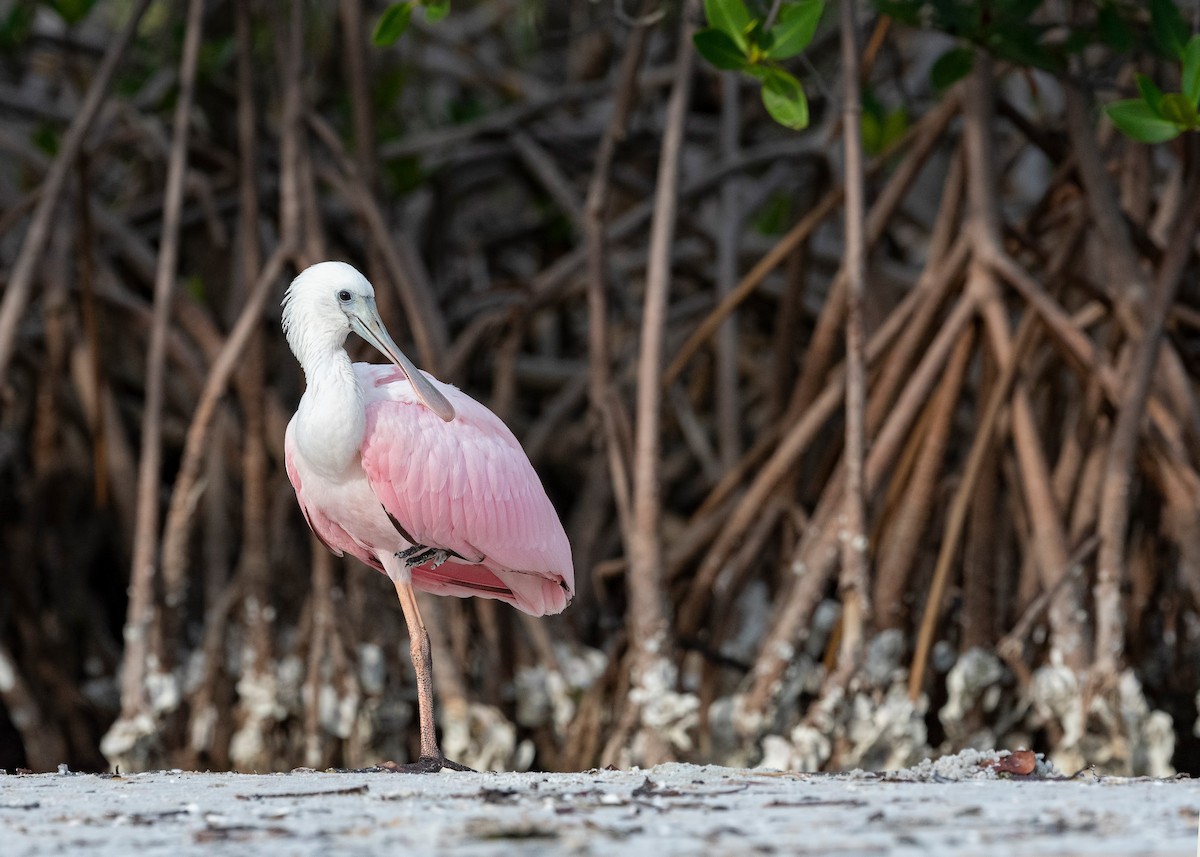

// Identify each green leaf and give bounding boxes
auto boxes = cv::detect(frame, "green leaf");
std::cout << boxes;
[766,0,824,60]
[32,123,59,156]
[1105,99,1183,143]
[930,46,974,91]
[753,192,793,235]
[761,67,809,129]
[47,0,95,26]
[704,0,753,50]
[1136,74,1165,117]
[185,275,206,303]
[1159,92,1200,127]
[861,110,882,155]
[0,2,36,51]
[694,28,748,70]
[1150,0,1188,58]
[1096,3,1132,52]
[987,23,1062,73]
[423,0,450,23]
[1183,34,1200,106]
[881,107,909,150]
[929,0,980,36]
[372,2,413,46]
[873,0,922,27]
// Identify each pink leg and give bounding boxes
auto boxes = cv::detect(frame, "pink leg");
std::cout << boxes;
[393,579,441,760]
[389,579,473,772]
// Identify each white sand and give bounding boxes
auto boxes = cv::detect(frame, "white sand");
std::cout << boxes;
[2,760,1197,855]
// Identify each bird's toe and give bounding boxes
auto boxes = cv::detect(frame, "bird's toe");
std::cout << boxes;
[370,756,474,774]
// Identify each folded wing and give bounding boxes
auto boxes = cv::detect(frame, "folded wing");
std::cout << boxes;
[358,367,574,616]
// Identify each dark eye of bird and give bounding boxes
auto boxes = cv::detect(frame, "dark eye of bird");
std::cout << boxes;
[338,290,352,302]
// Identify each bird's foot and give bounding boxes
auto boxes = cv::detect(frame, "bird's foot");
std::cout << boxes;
[372,756,475,774]
[395,545,450,570]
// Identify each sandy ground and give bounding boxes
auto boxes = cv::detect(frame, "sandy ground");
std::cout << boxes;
[2,762,1197,856]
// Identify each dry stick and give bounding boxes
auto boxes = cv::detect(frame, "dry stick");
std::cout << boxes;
[338,0,393,338]
[0,0,151,381]
[834,0,871,680]
[714,71,741,470]
[339,0,378,189]
[298,115,328,265]
[511,130,586,232]
[275,0,305,264]
[229,0,275,768]
[964,58,1084,670]
[865,154,964,433]
[69,344,136,552]
[1094,169,1200,676]
[596,491,730,588]
[666,185,841,386]
[583,20,651,551]
[985,251,1192,469]
[181,573,244,767]
[873,326,975,629]
[306,114,448,373]
[983,251,1200,598]
[906,309,1040,700]
[697,498,789,682]
[786,92,963,418]
[1154,460,1200,607]
[0,645,68,771]
[667,102,936,386]
[996,535,1101,687]
[769,238,810,420]
[618,6,693,762]
[76,152,107,510]
[160,245,292,606]
[705,227,958,584]
[302,545,334,768]
[112,0,205,748]
[741,283,979,726]
[665,90,961,389]
[1065,83,1200,452]
[984,291,1087,666]
[684,238,968,636]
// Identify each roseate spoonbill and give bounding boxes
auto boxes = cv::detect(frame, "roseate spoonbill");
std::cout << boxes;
[282,261,574,772]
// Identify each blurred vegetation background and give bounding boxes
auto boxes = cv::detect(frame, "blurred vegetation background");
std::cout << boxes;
[1,0,1198,776]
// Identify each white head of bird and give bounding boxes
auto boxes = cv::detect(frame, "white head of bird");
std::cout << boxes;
[282,261,455,423]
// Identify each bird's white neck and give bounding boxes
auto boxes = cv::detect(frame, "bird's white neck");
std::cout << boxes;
[294,346,366,478]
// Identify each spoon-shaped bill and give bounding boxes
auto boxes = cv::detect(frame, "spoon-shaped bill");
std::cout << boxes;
[350,302,455,422]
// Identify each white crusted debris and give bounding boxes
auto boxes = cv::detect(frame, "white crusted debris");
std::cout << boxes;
[100,712,160,772]
[757,724,833,772]
[146,668,180,716]
[723,581,771,664]
[189,704,217,753]
[1029,661,1084,772]
[630,655,700,752]
[358,643,386,696]
[862,629,907,688]
[441,702,531,772]
[229,645,297,770]
[317,681,360,741]
[891,747,1060,781]
[939,647,1004,743]
[808,600,841,658]
[514,645,606,735]
[1110,670,1175,778]
[843,681,929,771]
[0,649,14,692]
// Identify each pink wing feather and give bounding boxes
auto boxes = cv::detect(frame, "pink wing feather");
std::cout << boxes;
[358,367,574,616]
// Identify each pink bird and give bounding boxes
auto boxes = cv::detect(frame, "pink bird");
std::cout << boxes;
[281,261,574,771]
